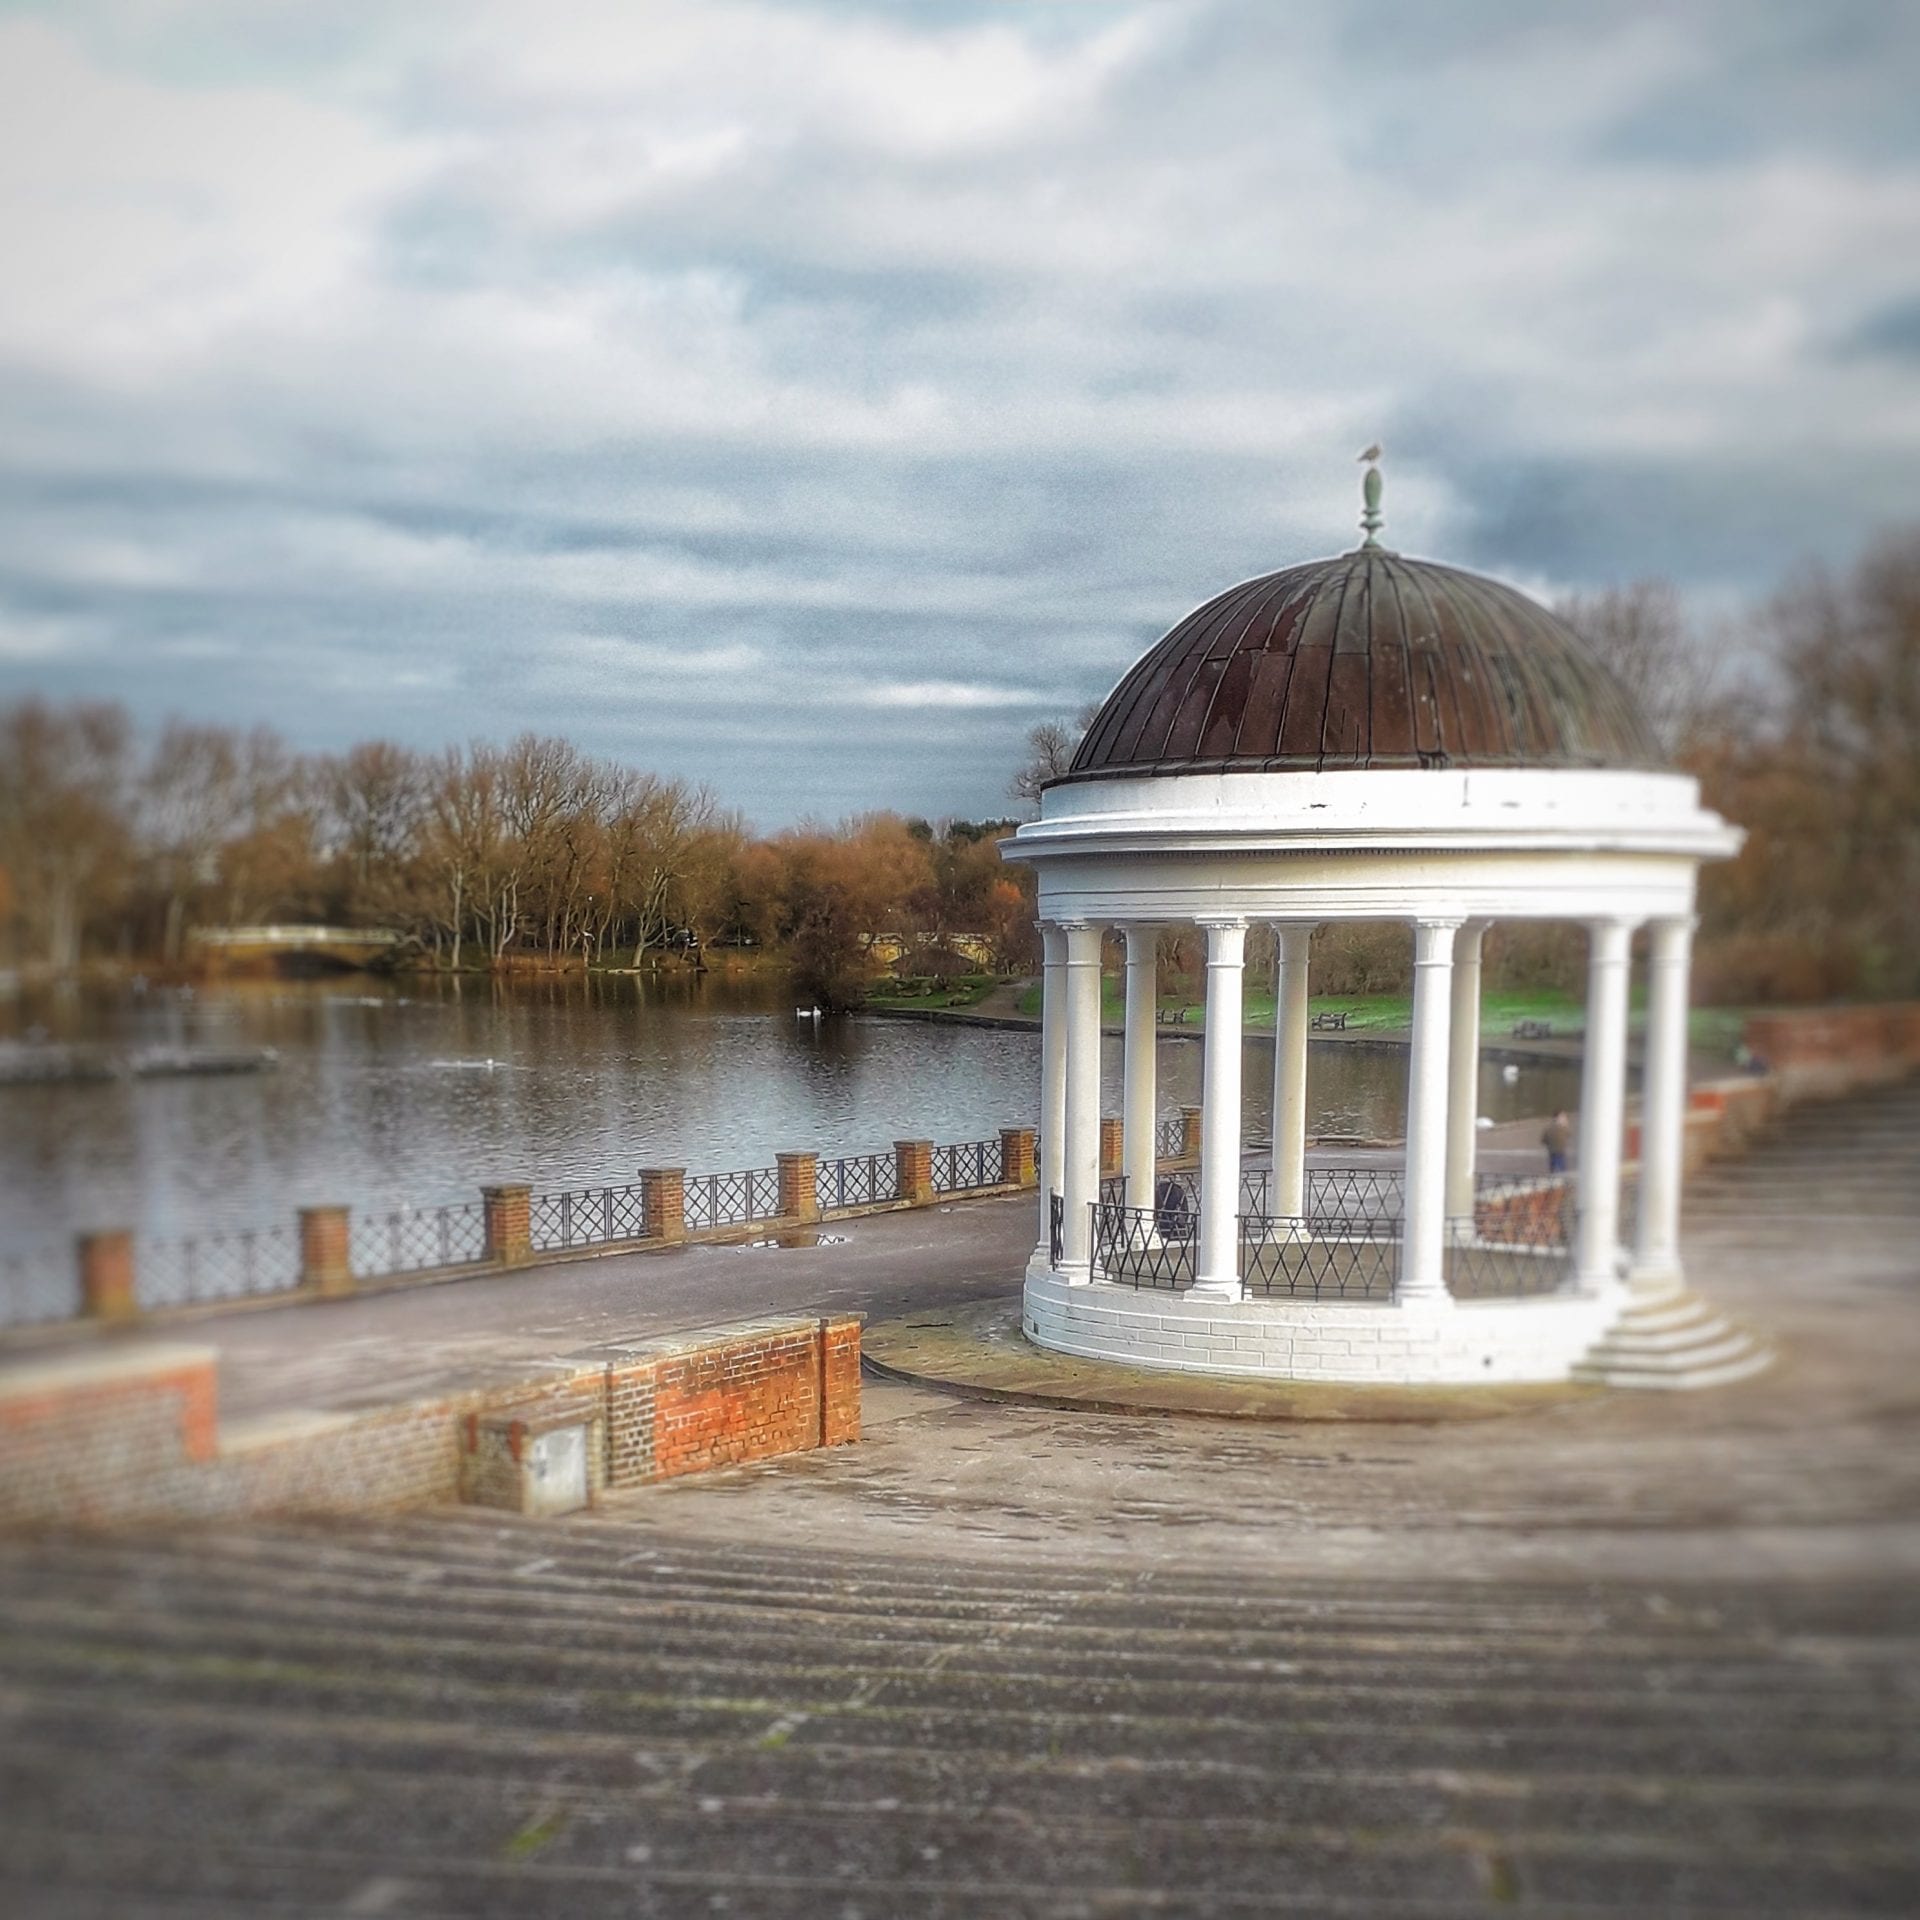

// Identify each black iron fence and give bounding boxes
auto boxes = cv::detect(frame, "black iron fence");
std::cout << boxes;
[3,1126,1036,1329]
[135,1225,301,1309]
[1089,1169,1578,1302]
[1156,1114,1189,1159]
[819,1151,898,1210]
[684,1166,782,1233]
[1239,1215,1397,1300]
[1090,1201,1195,1290]
[932,1137,1004,1193]
[352,1200,490,1275]
[529,1183,647,1254]
[0,1243,80,1326]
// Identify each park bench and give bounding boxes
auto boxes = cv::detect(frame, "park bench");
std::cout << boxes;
[1310,1010,1349,1031]
[1512,1019,1554,1040]
[1157,1007,1192,1026]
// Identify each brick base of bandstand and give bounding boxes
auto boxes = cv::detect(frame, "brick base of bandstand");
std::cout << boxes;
[0,1314,861,1529]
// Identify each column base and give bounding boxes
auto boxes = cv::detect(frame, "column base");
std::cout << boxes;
[1054,1260,1094,1288]
[1188,1276,1245,1304]
[1391,1286,1456,1312]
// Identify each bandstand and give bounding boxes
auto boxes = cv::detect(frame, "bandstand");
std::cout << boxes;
[1004,473,1744,1384]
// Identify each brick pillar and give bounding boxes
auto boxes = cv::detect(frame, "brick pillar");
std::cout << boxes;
[298,1205,354,1296]
[77,1229,137,1323]
[1180,1105,1204,1162]
[1000,1126,1037,1188]
[894,1139,934,1207]
[819,1314,862,1447]
[777,1151,819,1224]
[481,1185,531,1268]
[640,1168,686,1244]
[1099,1114,1124,1178]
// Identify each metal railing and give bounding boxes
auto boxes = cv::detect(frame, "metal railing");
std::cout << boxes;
[1239,1214,1396,1300]
[1144,1164,1275,1218]
[351,1200,489,1276]
[529,1183,647,1253]
[135,1225,301,1309]
[683,1166,781,1233]
[4,1125,1032,1331]
[1156,1114,1189,1159]
[932,1137,1004,1193]
[0,1243,82,1327]
[1089,1169,1578,1302]
[819,1151,899,1210]
[1090,1200,1195,1290]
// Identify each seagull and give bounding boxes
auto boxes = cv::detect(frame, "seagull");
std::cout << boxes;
[1357,442,1382,464]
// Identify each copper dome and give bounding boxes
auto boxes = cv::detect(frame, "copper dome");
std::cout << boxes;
[1060,547,1660,785]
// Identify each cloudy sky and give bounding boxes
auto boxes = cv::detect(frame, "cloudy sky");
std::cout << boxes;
[2,0,1917,826]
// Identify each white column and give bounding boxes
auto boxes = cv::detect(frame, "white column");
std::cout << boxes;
[1193,916,1248,1300]
[1398,917,1461,1306]
[1058,919,1104,1280]
[1576,917,1638,1291]
[1632,914,1695,1297]
[1035,921,1067,1263]
[1269,923,1312,1220]
[1121,925,1159,1216]
[1444,920,1489,1232]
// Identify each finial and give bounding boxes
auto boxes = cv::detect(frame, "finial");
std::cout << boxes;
[1357,444,1384,549]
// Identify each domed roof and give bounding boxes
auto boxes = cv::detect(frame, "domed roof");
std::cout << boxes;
[1061,545,1660,785]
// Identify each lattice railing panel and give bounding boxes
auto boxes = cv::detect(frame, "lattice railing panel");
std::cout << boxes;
[351,1201,489,1277]
[0,1243,81,1328]
[528,1183,648,1252]
[931,1138,1003,1193]
[683,1166,780,1232]
[136,1226,301,1309]
[1090,1200,1196,1291]
[818,1153,898,1211]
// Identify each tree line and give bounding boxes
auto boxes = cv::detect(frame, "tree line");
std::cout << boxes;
[4,525,1916,1010]
[0,718,1032,1004]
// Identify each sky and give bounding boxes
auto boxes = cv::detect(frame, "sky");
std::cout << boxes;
[1,0,1917,828]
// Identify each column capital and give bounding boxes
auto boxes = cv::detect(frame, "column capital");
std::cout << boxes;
[1412,918,1463,965]
[1050,915,1092,933]
[1193,913,1249,933]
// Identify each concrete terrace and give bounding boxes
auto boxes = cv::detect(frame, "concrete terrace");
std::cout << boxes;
[2,1079,1918,1912]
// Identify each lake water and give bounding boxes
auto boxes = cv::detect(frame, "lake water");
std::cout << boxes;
[0,974,1580,1249]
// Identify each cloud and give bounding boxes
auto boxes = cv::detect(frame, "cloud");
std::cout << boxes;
[0,0,1917,824]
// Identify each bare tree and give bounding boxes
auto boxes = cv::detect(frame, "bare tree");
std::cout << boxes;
[1011,702,1099,807]
[1554,581,1720,756]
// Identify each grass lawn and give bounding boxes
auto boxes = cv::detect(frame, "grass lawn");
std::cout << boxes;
[864,973,1001,1012]
[1013,977,1754,1057]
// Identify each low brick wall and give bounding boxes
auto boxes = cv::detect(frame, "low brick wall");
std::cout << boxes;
[1474,1179,1571,1244]
[0,1315,861,1529]
[1742,1003,1920,1106]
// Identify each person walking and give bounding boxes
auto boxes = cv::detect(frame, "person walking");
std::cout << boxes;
[1541,1109,1572,1174]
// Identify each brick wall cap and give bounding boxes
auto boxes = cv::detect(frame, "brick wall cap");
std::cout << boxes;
[479,1395,600,1436]
[0,1342,217,1403]
[480,1182,532,1199]
[572,1312,865,1366]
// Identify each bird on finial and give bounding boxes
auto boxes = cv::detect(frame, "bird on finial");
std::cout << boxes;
[1357,443,1385,548]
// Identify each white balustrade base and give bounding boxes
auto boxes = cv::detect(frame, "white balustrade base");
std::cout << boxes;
[1022,1269,1623,1386]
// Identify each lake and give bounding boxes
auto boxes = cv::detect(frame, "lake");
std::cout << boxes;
[0,973,1581,1249]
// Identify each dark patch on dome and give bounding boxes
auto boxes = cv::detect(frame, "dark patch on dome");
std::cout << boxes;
[1061,549,1661,784]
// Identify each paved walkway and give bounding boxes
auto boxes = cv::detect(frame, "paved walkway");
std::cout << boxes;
[4,1131,1558,1426]
[3,1081,1917,1912]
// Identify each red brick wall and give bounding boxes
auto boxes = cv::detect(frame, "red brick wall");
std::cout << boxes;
[0,1318,861,1529]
